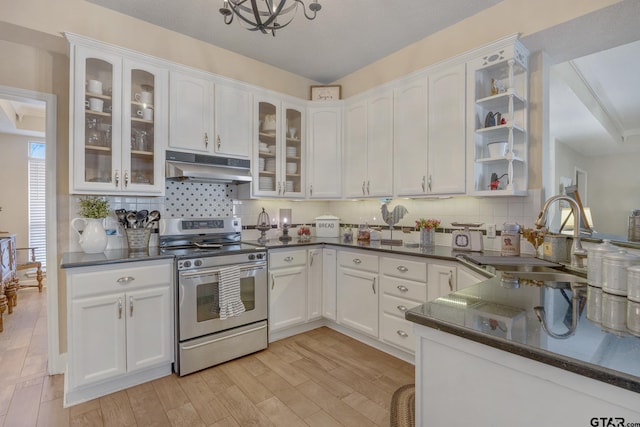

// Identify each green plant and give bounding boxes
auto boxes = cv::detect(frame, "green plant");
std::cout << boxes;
[78,196,110,219]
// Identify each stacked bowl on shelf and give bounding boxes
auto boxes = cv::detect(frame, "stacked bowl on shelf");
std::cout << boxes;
[286,146,297,157]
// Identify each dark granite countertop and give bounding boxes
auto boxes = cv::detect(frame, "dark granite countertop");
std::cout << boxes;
[242,236,501,265]
[406,274,640,394]
[60,248,174,269]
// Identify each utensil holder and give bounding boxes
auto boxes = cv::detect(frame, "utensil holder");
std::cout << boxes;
[125,228,151,251]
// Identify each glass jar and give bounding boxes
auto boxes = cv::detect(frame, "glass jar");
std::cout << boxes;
[501,223,520,256]
[586,239,617,287]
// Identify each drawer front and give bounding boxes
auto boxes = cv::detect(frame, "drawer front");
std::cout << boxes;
[338,251,378,273]
[269,250,307,269]
[381,294,422,318]
[381,313,415,353]
[381,257,427,282]
[68,260,173,298]
[380,275,427,301]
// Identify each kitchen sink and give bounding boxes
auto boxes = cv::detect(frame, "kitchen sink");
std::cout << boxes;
[498,269,587,289]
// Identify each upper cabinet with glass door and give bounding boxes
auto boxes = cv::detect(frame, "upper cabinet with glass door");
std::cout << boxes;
[250,96,305,198]
[67,34,167,195]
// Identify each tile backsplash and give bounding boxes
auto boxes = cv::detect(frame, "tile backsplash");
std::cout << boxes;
[69,185,544,253]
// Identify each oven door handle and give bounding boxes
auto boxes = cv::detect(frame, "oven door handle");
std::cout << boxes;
[180,264,266,278]
[181,323,268,350]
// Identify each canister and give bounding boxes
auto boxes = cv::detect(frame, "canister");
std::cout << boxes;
[627,266,640,303]
[501,223,520,256]
[601,292,627,334]
[602,250,640,296]
[586,285,602,325]
[542,234,569,263]
[629,215,640,242]
[315,215,340,237]
[586,239,617,287]
[627,300,640,336]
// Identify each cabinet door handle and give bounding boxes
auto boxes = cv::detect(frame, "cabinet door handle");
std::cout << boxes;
[309,253,314,266]
[118,298,123,319]
[114,170,119,187]
[396,330,408,338]
[282,181,286,196]
[352,258,362,264]
[284,256,294,262]
[448,270,454,291]
[310,184,313,196]
[367,180,370,195]
[397,266,408,273]
[124,170,129,187]
[428,175,432,192]
[362,181,365,196]
[421,175,426,192]
[277,181,281,195]
[271,274,275,290]
[204,132,209,148]
[217,135,221,149]
[397,285,408,292]
[397,305,408,312]
[130,296,134,317]
[372,277,376,294]
[116,276,135,285]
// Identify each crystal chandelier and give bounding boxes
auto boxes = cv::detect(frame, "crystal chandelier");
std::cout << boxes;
[219,0,321,36]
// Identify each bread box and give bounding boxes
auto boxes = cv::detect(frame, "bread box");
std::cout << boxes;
[315,215,340,237]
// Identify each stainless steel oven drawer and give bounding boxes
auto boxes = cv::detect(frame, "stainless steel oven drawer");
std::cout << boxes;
[177,320,268,376]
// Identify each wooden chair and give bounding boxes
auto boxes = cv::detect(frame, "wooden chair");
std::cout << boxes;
[15,247,43,293]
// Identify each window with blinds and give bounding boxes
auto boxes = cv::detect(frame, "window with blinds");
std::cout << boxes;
[28,141,46,269]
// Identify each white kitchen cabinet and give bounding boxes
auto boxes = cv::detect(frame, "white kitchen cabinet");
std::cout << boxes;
[344,89,394,198]
[169,71,252,158]
[467,40,529,196]
[427,63,467,194]
[68,35,167,195]
[307,104,343,199]
[307,248,323,321]
[65,259,173,405]
[247,96,305,198]
[428,261,458,299]
[322,248,337,321]
[380,256,427,353]
[457,264,490,290]
[337,250,379,338]
[393,64,466,196]
[268,249,307,332]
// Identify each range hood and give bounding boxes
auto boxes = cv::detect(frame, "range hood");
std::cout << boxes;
[165,150,252,184]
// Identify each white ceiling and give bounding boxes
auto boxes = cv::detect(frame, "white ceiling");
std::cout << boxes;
[85,0,502,84]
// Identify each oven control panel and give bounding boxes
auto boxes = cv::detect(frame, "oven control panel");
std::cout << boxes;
[177,252,266,270]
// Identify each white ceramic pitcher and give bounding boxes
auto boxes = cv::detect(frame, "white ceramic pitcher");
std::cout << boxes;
[71,218,108,254]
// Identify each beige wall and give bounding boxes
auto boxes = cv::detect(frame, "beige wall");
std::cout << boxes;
[0,133,32,247]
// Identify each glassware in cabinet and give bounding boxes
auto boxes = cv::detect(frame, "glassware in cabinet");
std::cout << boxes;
[128,68,156,186]
[257,101,278,193]
[284,107,302,195]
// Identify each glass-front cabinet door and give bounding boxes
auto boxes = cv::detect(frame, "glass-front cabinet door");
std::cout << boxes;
[283,104,304,198]
[256,99,279,196]
[73,47,122,192]
[254,97,305,198]
[70,42,165,195]
[122,60,166,193]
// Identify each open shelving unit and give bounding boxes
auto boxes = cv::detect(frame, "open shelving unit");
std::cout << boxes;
[467,40,529,196]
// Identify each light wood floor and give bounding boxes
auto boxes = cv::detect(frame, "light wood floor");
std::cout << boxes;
[0,286,415,426]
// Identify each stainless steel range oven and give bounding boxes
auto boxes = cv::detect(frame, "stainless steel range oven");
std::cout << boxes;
[160,218,268,376]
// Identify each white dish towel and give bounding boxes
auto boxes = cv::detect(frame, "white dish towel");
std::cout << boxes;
[218,265,246,320]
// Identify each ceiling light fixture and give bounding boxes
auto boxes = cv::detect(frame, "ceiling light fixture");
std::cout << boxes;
[219,0,321,36]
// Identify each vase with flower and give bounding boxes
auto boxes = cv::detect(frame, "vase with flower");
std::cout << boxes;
[416,218,440,248]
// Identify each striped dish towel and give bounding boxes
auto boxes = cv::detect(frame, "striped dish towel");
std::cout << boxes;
[218,265,246,320]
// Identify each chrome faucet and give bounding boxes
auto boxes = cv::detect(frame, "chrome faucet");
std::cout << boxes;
[533,283,586,340]
[535,195,588,268]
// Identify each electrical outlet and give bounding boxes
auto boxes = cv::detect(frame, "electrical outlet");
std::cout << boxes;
[487,224,496,239]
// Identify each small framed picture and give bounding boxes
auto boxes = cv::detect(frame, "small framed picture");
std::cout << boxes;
[310,85,342,101]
